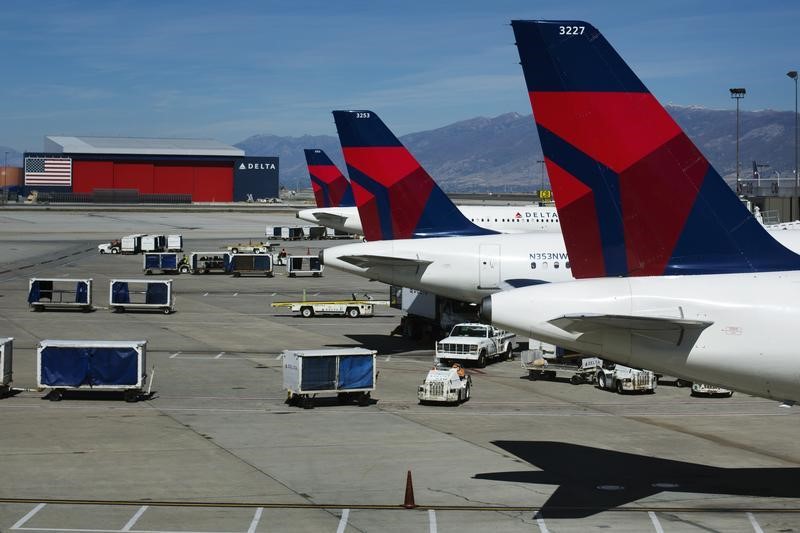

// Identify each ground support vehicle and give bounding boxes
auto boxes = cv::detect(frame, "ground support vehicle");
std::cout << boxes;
[282,348,376,408]
[37,339,148,402]
[325,227,356,239]
[229,253,273,277]
[121,234,146,254]
[180,252,231,274]
[522,352,602,384]
[389,286,478,341]
[110,279,174,314]
[167,234,183,251]
[435,323,515,368]
[141,235,166,252]
[302,226,327,240]
[596,364,657,394]
[272,298,387,318]
[691,383,734,397]
[0,338,12,397]
[418,364,472,404]
[226,241,276,254]
[143,253,185,275]
[28,278,92,312]
[98,239,121,254]
[287,255,323,277]
[267,226,304,240]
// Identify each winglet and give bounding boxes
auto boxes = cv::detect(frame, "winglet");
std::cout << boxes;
[332,110,496,241]
[512,20,800,277]
[304,149,355,208]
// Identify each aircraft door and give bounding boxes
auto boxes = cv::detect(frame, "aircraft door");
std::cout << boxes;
[478,244,501,289]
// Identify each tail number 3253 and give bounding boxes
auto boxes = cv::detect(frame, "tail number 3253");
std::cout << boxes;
[559,26,585,35]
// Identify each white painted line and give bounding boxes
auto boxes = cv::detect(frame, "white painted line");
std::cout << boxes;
[336,509,350,533]
[247,507,263,533]
[534,511,548,533]
[747,512,764,533]
[14,528,238,533]
[271,292,277,296]
[384,355,392,362]
[214,352,225,359]
[428,509,437,533]
[275,353,284,360]
[169,352,181,359]
[233,292,238,297]
[11,503,46,529]
[203,292,209,296]
[649,511,664,533]
[121,506,148,532]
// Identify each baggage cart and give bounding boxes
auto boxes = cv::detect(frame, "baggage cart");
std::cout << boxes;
[522,351,602,385]
[283,348,376,408]
[287,255,323,277]
[181,252,231,274]
[28,278,92,312]
[37,339,147,402]
[167,234,183,252]
[0,337,12,397]
[141,235,166,252]
[121,234,146,254]
[110,279,174,314]
[306,226,326,240]
[272,299,387,318]
[143,252,183,274]
[229,253,274,277]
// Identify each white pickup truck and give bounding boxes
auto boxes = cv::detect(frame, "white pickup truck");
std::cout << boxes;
[435,323,515,367]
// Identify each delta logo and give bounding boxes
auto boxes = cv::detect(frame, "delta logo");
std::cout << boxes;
[239,162,276,170]
[515,212,522,218]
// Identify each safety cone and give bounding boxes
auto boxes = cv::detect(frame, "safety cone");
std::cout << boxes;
[403,470,416,509]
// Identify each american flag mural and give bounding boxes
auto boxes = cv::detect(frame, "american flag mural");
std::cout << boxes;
[24,157,72,186]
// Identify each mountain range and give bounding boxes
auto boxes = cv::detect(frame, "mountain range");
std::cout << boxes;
[237,106,799,192]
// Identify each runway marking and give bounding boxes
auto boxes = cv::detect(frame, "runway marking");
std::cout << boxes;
[246,507,263,533]
[168,352,181,359]
[275,354,284,360]
[336,508,349,533]
[233,292,238,297]
[203,292,208,297]
[121,506,148,531]
[534,510,548,533]
[428,509,437,533]
[214,352,225,359]
[649,511,664,533]
[385,355,392,362]
[747,512,764,533]
[10,502,46,529]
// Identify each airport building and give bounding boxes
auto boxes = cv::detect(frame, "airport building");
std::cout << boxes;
[23,136,279,202]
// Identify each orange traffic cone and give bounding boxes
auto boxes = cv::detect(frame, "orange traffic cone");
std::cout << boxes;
[403,470,416,509]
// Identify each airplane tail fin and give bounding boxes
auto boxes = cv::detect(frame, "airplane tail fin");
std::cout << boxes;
[512,20,800,277]
[332,110,495,240]
[304,149,355,208]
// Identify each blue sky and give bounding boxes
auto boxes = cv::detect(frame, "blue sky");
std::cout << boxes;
[1,0,799,152]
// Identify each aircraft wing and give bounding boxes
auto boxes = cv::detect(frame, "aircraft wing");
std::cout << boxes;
[549,314,713,346]
[339,254,432,269]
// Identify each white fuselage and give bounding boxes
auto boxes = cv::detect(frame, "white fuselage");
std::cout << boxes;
[297,205,560,235]
[486,271,800,403]
[323,229,800,304]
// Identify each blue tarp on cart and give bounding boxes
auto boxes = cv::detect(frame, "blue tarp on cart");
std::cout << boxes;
[338,354,374,389]
[40,346,139,387]
[145,282,168,305]
[111,282,130,304]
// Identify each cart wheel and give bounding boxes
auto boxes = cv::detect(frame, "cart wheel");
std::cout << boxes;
[289,273,295,278]
[302,396,314,409]
[230,248,239,254]
[616,381,625,394]
[162,307,171,315]
[145,269,152,276]
[253,249,261,254]
[570,374,583,385]
[337,392,350,404]
[346,307,360,318]
[313,273,321,277]
[49,389,64,402]
[124,390,139,403]
[300,306,314,318]
[675,379,690,388]
[357,391,370,406]
[233,272,241,277]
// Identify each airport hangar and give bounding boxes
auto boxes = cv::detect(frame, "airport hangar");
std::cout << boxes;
[23,136,279,202]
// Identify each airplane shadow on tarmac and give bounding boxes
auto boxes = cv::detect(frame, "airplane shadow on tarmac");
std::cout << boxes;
[328,334,431,355]
[474,441,800,518]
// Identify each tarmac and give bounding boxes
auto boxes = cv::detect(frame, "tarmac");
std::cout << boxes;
[1,209,800,532]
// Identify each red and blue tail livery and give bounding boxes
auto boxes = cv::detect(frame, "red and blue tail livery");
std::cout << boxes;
[304,149,355,208]
[332,110,495,241]
[512,20,800,278]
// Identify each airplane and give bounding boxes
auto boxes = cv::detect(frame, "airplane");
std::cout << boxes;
[296,149,363,235]
[482,20,800,403]
[475,441,800,518]
[299,112,561,237]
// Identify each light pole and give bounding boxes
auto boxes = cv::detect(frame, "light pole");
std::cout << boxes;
[730,88,746,192]
[536,159,545,195]
[788,71,798,193]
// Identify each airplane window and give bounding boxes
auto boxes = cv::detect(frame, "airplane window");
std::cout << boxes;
[494,219,497,222]
[554,261,559,269]
[566,261,571,269]
[530,262,536,269]
[543,262,549,269]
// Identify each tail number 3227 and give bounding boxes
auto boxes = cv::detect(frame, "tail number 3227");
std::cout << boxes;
[559,26,585,35]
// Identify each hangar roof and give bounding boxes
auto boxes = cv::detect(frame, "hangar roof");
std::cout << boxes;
[44,136,244,157]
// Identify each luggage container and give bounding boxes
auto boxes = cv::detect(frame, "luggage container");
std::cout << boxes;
[306,226,326,240]
[282,348,377,408]
[325,227,355,239]
[110,279,174,314]
[121,234,146,254]
[228,253,274,277]
[141,235,166,252]
[181,252,231,274]
[287,255,323,277]
[167,234,183,252]
[0,337,12,397]
[143,252,183,275]
[28,278,92,312]
[37,339,147,402]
